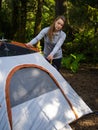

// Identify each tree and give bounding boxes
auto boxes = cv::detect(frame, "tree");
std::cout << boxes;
[0,0,2,10]
[33,0,43,49]
[11,0,27,42]
[18,0,27,42]
[55,0,66,16]
[34,0,43,36]
[0,0,2,34]
[11,0,20,39]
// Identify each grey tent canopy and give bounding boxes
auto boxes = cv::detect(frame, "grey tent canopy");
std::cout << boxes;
[0,41,92,130]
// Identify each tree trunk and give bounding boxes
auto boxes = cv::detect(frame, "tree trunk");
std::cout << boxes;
[33,0,43,36]
[33,0,43,50]
[55,0,66,16]
[18,0,27,42]
[11,0,20,40]
[11,0,27,42]
[0,0,2,10]
[0,0,2,33]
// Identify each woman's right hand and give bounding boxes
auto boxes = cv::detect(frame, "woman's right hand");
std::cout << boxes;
[25,43,33,48]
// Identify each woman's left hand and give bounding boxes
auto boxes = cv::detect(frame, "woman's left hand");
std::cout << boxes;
[0,42,2,46]
[47,54,53,61]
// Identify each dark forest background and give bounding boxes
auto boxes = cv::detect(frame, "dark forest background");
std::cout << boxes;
[0,0,98,72]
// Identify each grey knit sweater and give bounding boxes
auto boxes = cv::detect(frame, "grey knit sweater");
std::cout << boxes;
[29,27,66,59]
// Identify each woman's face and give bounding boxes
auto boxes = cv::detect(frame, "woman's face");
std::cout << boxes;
[54,18,64,31]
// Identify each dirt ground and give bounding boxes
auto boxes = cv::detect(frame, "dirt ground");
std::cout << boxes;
[60,64,98,130]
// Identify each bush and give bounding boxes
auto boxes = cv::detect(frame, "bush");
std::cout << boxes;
[62,53,85,73]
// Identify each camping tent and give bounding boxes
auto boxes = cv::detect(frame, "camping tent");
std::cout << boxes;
[0,41,92,130]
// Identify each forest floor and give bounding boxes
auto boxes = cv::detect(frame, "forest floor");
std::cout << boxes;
[60,63,98,130]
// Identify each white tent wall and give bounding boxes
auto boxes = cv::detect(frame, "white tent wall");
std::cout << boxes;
[0,73,11,130]
[0,52,92,130]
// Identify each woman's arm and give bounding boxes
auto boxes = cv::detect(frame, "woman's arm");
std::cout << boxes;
[50,32,66,57]
[26,27,49,47]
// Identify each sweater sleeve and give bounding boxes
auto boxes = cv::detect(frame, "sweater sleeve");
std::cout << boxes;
[29,27,49,45]
[50,31,66,56]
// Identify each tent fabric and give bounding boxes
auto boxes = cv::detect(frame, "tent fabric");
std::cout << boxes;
[12,90,74,130]
[0,41,92,130]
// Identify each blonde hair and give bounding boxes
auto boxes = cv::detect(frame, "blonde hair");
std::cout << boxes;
[47,15,66,41]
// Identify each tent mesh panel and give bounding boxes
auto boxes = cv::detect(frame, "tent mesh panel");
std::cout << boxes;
[10,67,58,107]
[0,42,35,57]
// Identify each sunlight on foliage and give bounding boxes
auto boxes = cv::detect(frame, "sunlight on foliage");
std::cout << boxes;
[62,54,85,73]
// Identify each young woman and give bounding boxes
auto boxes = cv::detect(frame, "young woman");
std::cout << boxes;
[26,15,66,71]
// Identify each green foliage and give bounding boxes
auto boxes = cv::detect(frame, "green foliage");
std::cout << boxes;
[26,0,55,42]
[26,13,35,41]
[42,0,55,27]
[69,0,98,8]
[62,53,85,73]
[63,25,98,64]
[73,29,98,63]
[0,1,12,39]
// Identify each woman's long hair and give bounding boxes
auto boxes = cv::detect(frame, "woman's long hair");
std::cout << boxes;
[47,15,66,41]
